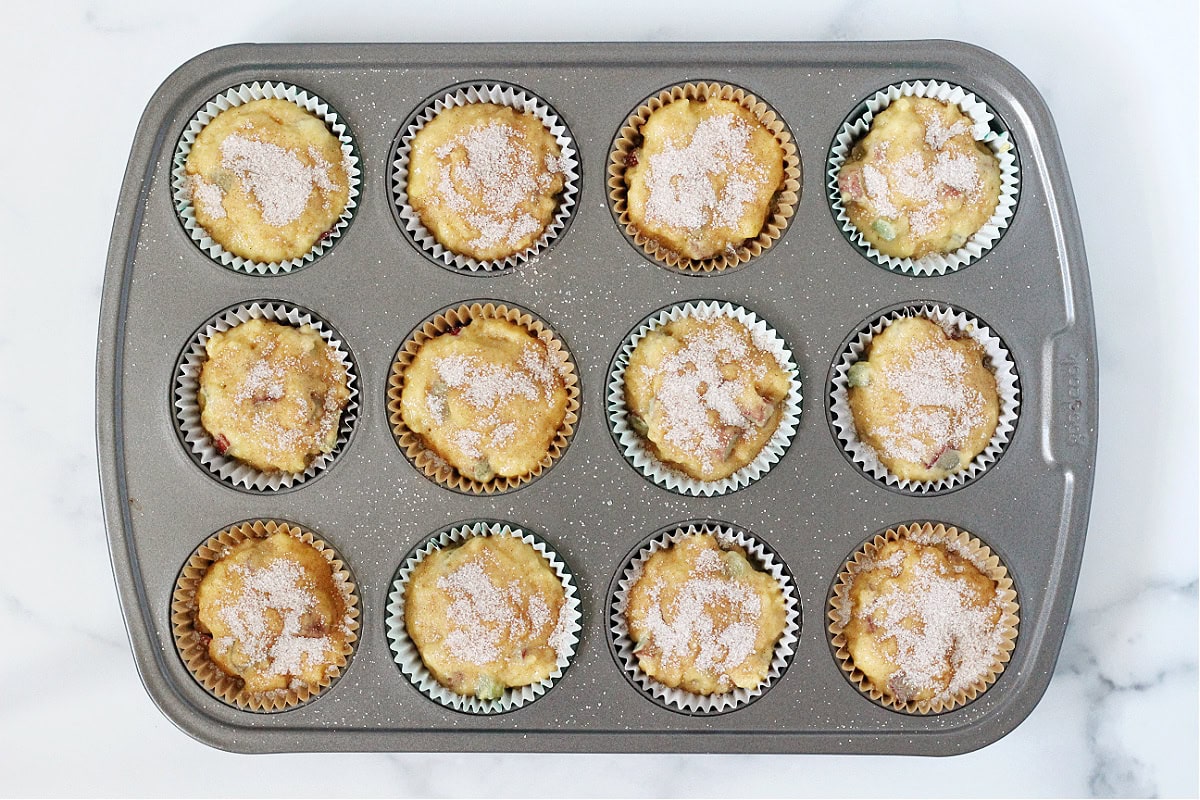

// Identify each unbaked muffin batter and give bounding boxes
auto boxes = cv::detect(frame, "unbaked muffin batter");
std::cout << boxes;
[848,316,998,482]
[406,103,565,261]
[625,533,786,695]
[196,531,355,695]
[624,315,790,481]
[185,98,352,262]
[837,96,1001,259]
[838,532,1007,706]
[399,317,568,483]
[198,318,350,474]
[625,98,784,260]
[405,535,571,699]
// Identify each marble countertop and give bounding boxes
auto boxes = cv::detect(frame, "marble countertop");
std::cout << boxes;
[1,1,1195,796]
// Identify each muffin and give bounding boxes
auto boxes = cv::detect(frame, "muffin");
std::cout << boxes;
[623,314,792,482]
[198,318,351,474]
[405,103,566,261]
[395,312,572,488]
[623,96,785,261]
[404,533,573,700]
[847,315,999,483]
[184,97,353,263]
[624,532,787,695]
[172,520,359,711]
[836,96,1002,259]
[830,523,1019,713]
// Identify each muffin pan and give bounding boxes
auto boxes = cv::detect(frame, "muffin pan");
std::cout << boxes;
[97,41,1097,754]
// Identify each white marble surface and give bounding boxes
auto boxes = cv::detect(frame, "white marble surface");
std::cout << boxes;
[1,1,1196,796]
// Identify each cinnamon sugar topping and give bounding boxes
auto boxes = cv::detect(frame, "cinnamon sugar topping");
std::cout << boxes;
[643,114,767,231]
[430,121,563,251]
[215,557,350,680]
[874,337,989,466]
[433,548,571,665]
[218,134,339,227]
[433,342,560,408]
[852,545,1006,703]
[639,321,770,470]
[639,548,762,683]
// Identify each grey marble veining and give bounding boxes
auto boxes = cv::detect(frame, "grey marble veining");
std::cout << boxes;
[0,0,1195,796]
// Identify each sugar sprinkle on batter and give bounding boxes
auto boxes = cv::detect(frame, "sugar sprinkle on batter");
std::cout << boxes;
[872,338,988,466]
[430,120,562,252]
[218,133,338,227]
[854,547,1005,703]
[638,320,772,470]
[855,104,986,236]
[638,548,762,685]
[215,557,349,680]
[433,549,569,666]
[188,175,227,219]
[644,114,767,231]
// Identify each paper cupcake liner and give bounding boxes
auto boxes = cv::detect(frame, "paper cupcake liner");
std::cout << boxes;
[172,81,361,276]
[607,300,801,496]
[171,519,360,713]
[174,300,360,492]
[829,302,1020,494]
[827,522,1020,715]
[607,82,801,274]
[390,82,580,273]
[826,79,1020,276]
[387,301,580,494]
[385,520,583,715]
[609,521,801,714]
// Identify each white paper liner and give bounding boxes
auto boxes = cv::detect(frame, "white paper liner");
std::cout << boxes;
[171,81,361,276]
[826,80,1020,276]
[609,522,800,714]
[391,83,580,272]
[829,303,1020,493]
[607,300,802,496]
[174,301,360,492]
[385,521,582,714]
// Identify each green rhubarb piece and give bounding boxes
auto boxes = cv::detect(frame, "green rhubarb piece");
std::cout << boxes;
[473,458,495,482]
[628,413,649,437]
[474,675,505,700]
[847,362,872,388]
[721,431,744,461]
[871,218,897,241]
[934,449,962,471]
[721,549,752,578]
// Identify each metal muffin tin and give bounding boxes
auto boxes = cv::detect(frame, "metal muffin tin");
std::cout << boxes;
[97,41,1097,754]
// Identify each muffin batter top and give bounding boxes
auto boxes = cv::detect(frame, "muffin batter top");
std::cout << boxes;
[624,315,791,482]
[837,96,1001,259]
[838,532,1007,706]
[198,318,350,474]
[625,533,786,695]
[196,531,354,696]
[399,317,568,483]
[406,103,565,261]
[848,316,998,482]
[405,535,571,699]
[185,98,352,263]
[625,97,784,260]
